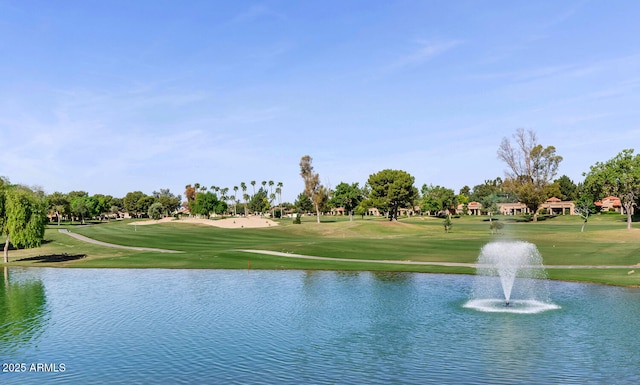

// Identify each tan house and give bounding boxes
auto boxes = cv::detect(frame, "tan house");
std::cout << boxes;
[365,206,420,217]
[367,207,381,216]
[540,197,575,215]
[595,196,623,213]
[498,202,531,215]
[499,198,576,216]
[457,201,483,215]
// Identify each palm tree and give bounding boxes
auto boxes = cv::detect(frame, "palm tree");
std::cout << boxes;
[220,187,229,214]
[268,180,274,201]
[243,193,250,216]
[276,188,282,218]
[241,182,248,216]
[269,193,276,216]
[250,181,256,196]
[233,186,239,216]
[233,186,238,216]
[277,182,283,218]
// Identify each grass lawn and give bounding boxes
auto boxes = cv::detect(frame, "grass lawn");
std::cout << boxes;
[2,213,639,286]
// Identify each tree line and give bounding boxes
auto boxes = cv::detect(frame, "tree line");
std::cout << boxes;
[184,180,284,219]
[1,129,639,261]
[296,129,639,229]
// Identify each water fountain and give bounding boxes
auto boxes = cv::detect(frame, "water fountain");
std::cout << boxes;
[464,241,560,314]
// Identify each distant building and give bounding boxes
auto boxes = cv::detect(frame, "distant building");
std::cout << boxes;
[539,197,575,215]
[456,201,483,215]
[595,196,623,213]
[497,202,530,215]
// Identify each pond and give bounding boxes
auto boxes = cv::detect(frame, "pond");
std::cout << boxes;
[1,267,639,384]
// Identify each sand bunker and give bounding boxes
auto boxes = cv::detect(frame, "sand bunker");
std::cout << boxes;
[130,216,278,229]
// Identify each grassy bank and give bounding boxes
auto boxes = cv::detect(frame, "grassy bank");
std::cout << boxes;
[3,214,639,286]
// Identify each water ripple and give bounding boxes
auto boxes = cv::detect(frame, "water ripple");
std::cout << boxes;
[1,269,639,384]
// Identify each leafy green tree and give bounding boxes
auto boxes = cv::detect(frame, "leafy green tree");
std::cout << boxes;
[330,182,363,221]
[554,175,578,201]
[583,149,640,229]
[368,169,418,221]
[443,215,452,233]
[191,192,227,218]
[136,195,155,218]
[148,202,165,220]
[470,178,512,213]
[574,190,596,232]
[123,191,146,218]
[70,196,94,224]
[420,184,456,216]
[1,184,47,263]
[90,194,113,219]
[456,188,470,215]
[109,197,124,218]
[497,129,563,222]
[248,188,269,214]
[47,191,70,225]
[543,182,562,202]
[489,220,504,234]
[153,189,182,216]
[354,202,368,219]
[294,193,313,213]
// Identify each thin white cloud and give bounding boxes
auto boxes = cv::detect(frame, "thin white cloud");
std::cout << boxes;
[230,4,286,24]
[386,39,462,71]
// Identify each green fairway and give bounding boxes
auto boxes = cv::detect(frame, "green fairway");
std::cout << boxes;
[3,214,639,286]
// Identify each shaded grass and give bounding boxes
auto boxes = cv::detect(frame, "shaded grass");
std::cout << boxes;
[2,214,639,286]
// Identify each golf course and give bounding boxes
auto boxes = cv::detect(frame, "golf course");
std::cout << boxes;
[4,213,639,287]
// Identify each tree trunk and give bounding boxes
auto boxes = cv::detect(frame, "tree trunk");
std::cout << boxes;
[624,202,633,230]
[349,210,353,221]
[3,236,10,263]
[581,220,586,233]
[316,208,320,224]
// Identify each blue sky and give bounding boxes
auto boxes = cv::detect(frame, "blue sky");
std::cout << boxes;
[1,1,639,202]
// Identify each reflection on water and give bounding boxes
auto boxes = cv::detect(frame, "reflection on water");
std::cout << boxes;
[0,267,48,354]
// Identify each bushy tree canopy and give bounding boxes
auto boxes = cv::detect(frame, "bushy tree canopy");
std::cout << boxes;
[330,182,363,221]
[368,169,418,221]
[191,192,227,217]
[248,188,269,214]
[1,183,48,263]
[294,193,313,213]
[583,149,640,229]
[148,202,165,220]
[420,184,456,215]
